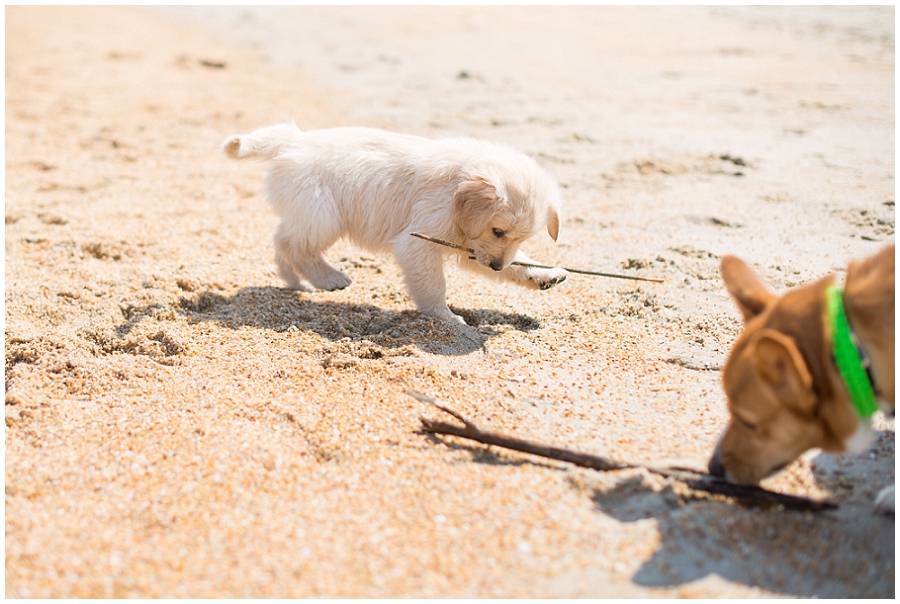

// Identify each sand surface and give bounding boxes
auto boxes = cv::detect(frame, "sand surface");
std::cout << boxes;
[5,6,895,597]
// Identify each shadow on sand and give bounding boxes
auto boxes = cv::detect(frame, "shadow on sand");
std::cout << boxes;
[165,286,540,356]
[415,434,893,597]
[590,433,894,598]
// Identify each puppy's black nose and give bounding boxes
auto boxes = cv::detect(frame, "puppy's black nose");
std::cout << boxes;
[489,261,503,272]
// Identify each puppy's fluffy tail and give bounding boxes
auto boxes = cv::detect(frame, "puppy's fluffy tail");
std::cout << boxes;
[221,122,303,161]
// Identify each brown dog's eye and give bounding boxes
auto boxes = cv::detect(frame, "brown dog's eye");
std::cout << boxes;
[736,417,758,432]
[492,228,505,238]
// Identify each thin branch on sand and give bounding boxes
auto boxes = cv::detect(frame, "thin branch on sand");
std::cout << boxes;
[407,390,837,512]
[409,232,665,283]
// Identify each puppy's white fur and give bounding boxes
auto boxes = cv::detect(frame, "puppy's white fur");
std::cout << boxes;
[222,123,566,324]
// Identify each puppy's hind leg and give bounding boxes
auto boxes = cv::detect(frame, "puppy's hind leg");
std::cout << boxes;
[392,237,466,324]
[273,224,351,291]
[275,253,315,292]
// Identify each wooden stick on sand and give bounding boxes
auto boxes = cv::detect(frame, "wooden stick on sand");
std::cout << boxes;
[407,390,837,512]
[409,232,665,283]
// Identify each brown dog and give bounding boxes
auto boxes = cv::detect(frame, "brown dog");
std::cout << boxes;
[709,244,894,513]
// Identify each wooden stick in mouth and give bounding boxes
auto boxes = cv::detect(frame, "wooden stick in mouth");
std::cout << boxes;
[407,390,838,512]
[409,232,665,283]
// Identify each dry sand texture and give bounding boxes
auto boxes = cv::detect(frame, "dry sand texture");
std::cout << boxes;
[5,5,895,598]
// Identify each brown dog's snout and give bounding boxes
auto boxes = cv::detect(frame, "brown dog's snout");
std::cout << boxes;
[708,429,787,484]
[708,436,726,478]
[708,452,726,478]
[489,260,503,271]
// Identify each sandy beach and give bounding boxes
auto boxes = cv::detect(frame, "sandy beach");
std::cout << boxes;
[5,6,894,597]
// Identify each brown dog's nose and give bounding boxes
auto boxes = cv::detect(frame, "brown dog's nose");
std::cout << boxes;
[489,261,503,271]
[708,436,726,477]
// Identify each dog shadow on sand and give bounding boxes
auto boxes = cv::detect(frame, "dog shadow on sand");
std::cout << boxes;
[590,434,894,598]
[422,434,893,597]
[174,286,540,356]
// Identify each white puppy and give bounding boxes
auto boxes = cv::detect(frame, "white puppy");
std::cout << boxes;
[222,123,567,324]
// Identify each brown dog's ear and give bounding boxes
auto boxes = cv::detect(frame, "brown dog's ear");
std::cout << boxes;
[721,255,777,322]
[754,330,815,414]
[454,176,501,239]
[845,243,895,300]
[546,205,560,242]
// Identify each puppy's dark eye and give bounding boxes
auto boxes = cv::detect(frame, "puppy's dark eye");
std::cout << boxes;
[492,228,505,238]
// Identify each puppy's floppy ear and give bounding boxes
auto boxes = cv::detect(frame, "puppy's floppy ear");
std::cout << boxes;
[454,176,501,239]
[753,329,815,414]
[721,255,777,323]
[546,205,560,242]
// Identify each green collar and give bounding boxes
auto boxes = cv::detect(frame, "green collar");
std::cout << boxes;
[826,285,878,419]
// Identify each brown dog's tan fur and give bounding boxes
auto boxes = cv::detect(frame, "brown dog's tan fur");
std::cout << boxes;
[710,245,894,504]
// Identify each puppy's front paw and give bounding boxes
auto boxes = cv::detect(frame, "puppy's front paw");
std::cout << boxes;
[528,267,568,291]
[420,306,468,325]
[315,271,353,291]
[284,280,315,293]
[875,486,895,515]
[449,313,467,325]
